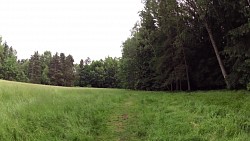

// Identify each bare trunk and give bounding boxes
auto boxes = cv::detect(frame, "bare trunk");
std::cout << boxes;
[183,47,191,91]
[176,79,179,91]
[204,22,230,88]
[176,10,191,91]
[180,80,182,91]
[173,65,178,91]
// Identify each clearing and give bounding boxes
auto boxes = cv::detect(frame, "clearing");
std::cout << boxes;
[0,80,249,141]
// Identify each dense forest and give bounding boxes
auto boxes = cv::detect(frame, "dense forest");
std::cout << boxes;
[121,0,250,91]
[0,0,249,91]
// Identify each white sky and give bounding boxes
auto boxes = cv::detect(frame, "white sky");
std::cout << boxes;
[0,0,143,63]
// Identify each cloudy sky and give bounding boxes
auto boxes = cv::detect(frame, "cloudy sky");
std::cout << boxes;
[0,0,143,63]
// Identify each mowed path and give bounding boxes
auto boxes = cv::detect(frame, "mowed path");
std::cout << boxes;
[107,94,137,141]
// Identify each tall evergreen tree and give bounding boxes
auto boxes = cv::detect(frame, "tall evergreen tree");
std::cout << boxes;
[60,53,66,86]
[28,51,41,84]
[41,51,52,85]
[49,53,63,86]
[65,55,75,86]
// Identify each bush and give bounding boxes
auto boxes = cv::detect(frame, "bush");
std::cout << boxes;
[247,83,250,91]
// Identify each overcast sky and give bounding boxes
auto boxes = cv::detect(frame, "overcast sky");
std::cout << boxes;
[0,0,143,63]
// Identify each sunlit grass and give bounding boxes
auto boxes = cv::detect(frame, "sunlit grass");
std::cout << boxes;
[0,80,249,140]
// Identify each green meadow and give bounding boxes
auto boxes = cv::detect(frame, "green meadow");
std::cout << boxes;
[0,80,249,141]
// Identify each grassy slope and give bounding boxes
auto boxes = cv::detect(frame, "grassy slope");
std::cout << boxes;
[0,80,250,141]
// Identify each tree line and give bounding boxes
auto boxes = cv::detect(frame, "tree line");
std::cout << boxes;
[0,38,120,88]
[120,0,250,91]
[0,0,249,91]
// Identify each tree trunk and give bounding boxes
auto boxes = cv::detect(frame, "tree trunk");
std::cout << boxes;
[176,79,179,91]
[180,79,182,91]
[182,47,191,91]
[204,22,230,88]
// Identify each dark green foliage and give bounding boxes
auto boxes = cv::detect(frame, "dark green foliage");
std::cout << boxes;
[64,55,75,86]
[103,57,121,88]
[40,51,52,85]
[49,53,64,86]
[28,51,41,84]
[119,37,139,89]
[224,1,250,89]
[1,37,118,88]
[0,39,21,81]
[78,57,121,88]
[0,45,76,87]
[17,59,29,82]
[60,53,66,86]
[78,59,85,87]
[120,0,250,91]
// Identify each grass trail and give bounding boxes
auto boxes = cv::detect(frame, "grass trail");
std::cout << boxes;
[0,80,250,140]
[107,94,137,141]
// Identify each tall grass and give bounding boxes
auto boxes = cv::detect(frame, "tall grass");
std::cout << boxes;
[0,80,249,140]
[125,91,250,141]
[0,80,127,140]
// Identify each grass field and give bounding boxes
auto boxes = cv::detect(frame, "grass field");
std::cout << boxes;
[0,80,250,141]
